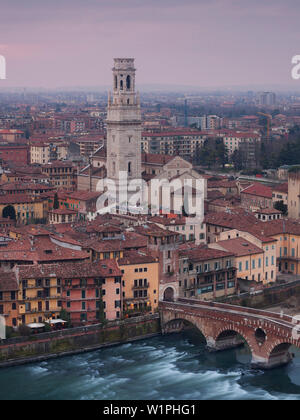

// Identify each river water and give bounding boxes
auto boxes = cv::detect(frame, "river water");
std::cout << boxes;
[1,330,300,400]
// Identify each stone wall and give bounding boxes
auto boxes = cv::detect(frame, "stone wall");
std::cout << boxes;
[0,314,161,367]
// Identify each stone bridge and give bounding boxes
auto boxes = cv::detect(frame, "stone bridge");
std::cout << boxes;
[159,298,300,369]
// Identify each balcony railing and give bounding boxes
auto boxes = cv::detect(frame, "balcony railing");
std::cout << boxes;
[132,283,149,290]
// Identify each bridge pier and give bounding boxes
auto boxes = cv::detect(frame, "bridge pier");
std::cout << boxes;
[251,352,293,370]
[206,335,245,353]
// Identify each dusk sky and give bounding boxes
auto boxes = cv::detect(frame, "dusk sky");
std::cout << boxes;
[0,0,300,89]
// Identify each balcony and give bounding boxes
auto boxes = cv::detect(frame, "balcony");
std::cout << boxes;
[132,283,149,290]
[126,296,148,301]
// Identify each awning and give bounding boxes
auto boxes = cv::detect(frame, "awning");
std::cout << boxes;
[46,319,67,324]
[27,323,45,329]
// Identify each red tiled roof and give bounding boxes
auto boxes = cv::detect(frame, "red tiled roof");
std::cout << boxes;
[255,208,282,215]
[118,250,157,265]
[0,194,43,204]
[257,219,300,236]
[215,238,263,257]
[16,260,121,280]
[142,153,174,166]
[204,210,276,243]
[241,183,273,199]
[272,183,288,194]
[0,236,89,263]
[149,216,187,226]
[180,245,234,262]
[0,272,18,291]
[49,209,77,215]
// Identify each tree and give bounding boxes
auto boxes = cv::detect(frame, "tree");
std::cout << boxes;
[53,193,59,210]
[59,309,71,328]
[231,149,244,171]
[97,290,106,324]
[274,200,288,215]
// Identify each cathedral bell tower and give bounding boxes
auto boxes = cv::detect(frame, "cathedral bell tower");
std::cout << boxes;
[106,58,142,206]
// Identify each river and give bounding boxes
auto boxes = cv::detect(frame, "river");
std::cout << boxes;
[1,330,300,400]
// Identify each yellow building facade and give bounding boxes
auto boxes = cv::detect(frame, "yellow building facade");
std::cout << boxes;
[16,267,62,325]
[118,251,159,316]
[0,196,46,224]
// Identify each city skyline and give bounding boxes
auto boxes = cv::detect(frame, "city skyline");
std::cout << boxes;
[0,0,300,89]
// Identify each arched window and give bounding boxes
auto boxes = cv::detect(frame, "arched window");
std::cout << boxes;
[126,75,131,89]
[114,76,118,89]
[128,162,132,174]
[120,80,123,90]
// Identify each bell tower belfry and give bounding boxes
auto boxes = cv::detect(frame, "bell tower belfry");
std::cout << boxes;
[106,58,142,201]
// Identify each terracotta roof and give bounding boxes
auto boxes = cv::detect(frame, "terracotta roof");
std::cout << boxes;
[0,236,89,263]
[118,250,157,265]
[258,219,300,236]
[208,179,237,188]
[241,183,273,199]
[142,153,174,166]
[0,272,18,291]
[16,260,122,280]
[0,182,54,191]
[68,191,102,201]
[207,190,225,200]
[273,183,288,194]
[83,238,123,253]
[0,194,43,204]
[215,238,263,257]
[204,210,276,243]
[204,210,258,230]
[149,216,187,226]
[180,245,234,262]
[135,224,179,238]
[122,231,148,249]
[49,209,77,215]
[255,208,282,215]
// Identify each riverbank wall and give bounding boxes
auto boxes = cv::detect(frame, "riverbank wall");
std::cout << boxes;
[0,314,161,368]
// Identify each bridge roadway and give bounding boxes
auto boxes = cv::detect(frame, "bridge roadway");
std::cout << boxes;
[159,298,300,369]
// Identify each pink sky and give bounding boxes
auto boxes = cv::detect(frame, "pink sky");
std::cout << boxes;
[0,0,299,89]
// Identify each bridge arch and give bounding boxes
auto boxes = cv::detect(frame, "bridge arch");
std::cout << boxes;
[215,327,253,354]
[163,317,208,343]
[266,341,293,368]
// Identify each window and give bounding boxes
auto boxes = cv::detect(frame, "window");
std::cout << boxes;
[126,75,131,89]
